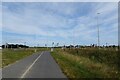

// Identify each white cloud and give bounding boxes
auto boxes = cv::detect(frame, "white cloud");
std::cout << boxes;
[0,3,2,45]
[2,2,118,46]
[2,0,119,2]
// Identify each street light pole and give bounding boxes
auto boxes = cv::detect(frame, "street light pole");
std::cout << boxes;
[34,33,37,52]
[73,29,75,49]
[97,13,100,49]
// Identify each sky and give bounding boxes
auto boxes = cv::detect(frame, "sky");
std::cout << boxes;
[1,2,118,47]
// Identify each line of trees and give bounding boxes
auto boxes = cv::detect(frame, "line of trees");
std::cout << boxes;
[2,44,29,49]
[62,44,118,49]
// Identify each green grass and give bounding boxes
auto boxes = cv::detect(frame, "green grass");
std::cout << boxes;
[51,48,119,79]
[0,50,2,68]
[2,48,49,67]
[65,48,118,68]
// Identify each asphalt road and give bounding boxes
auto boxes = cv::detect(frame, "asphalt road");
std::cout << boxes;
[2,51,67,78]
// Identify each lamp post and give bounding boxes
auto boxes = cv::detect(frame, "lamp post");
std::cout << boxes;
[34,33,37,52]
[97,13,100,49]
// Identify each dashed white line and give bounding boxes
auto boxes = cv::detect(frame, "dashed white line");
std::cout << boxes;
[20,52,43,78]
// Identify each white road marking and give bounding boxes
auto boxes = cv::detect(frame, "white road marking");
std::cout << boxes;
[20,52,43,78]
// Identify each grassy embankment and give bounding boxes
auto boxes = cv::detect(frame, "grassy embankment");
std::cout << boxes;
[2,47,49,68]
[51,48,119,79]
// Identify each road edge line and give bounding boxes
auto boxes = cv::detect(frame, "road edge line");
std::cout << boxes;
[20,52,43,78]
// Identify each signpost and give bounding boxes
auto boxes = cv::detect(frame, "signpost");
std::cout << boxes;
[51,42,54,52]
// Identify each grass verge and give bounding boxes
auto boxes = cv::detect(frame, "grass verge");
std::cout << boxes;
[51,48,119,79]
[0,50,2,68]
[2,48,49,68]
